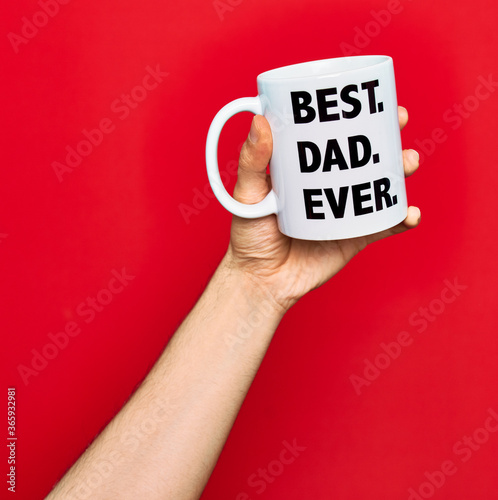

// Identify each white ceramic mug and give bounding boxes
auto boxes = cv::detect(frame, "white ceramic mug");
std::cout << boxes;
[205,55,407,240]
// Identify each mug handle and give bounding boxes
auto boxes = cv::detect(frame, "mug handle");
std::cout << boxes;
[206,97,278,218]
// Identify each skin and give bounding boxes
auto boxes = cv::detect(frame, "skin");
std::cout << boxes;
[228,107,420,311]
[47,109,420,500]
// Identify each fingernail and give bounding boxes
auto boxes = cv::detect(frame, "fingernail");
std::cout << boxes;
[249,118,259,144]
[413,206,421,223]
[408,149,419,163]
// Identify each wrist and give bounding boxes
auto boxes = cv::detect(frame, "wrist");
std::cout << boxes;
[218,252,288,321]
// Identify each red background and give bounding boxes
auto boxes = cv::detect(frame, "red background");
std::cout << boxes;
[2,0,498,498]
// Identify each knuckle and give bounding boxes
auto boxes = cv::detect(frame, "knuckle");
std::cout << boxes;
[238,143,253,170]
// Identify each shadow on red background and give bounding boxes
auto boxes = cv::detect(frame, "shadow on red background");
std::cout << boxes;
[1,0,497,499]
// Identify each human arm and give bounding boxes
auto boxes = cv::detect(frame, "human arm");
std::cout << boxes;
[47,256,285,500]
[47,108,420,500]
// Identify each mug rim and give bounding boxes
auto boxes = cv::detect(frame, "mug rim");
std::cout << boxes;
[257,55,391,82]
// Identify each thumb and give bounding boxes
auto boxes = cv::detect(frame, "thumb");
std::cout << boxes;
[233,115,273,204]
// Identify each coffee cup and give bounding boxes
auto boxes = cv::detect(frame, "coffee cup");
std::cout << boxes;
[206,55,407,240]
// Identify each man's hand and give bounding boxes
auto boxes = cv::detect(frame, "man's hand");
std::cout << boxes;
[226,107,421,312]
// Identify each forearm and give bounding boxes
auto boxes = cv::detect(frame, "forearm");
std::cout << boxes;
[47,255,285,500]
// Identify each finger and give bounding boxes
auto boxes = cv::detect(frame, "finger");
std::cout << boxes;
[233,115,273,204]
[398,106,408,130]
[403,148,420,177]
[364,206,421,245]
